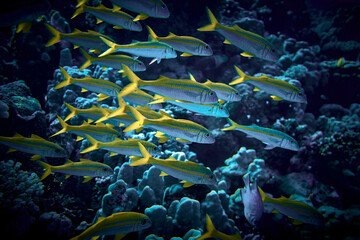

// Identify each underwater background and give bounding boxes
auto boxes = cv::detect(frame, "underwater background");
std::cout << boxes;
[0,0,360,239]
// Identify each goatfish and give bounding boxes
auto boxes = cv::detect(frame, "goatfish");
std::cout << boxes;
[55,67,121,99]
[45,23,113,52]
[197,8,279,62]
[108,0,169,21]
[124,105,215,144]
[130,142,217,188]
[221,118,299,151]
[69,211,151,240]
[188,73,241,102]
[258,187,325,225]
[120,64,218,104]
[36,158,113,182]
[197,214,242,240]
[241,174,263,226]
[51,116,121,142]
[231,66,307,103]
[147,25,213,57]
[0,133,67,159]
[99,37,177,65]
[63,103,133,128]
[81,134,160,157]
[79,48,146,72]
[150,94,229,117]
[72,3,142,32]
[122,89,163,110]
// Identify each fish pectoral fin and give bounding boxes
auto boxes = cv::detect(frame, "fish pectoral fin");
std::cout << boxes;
[176,138,191,143]
[81,88,88,93]
[159,171,169,176]
[114,234,127,240]
[65,175,71,179]
[270,95,283,101]
[253,87,261,91]
[7,148,16,153]
[83,176,93,183]
[30,155,42,161]
[241,51,255,58]
[76,136,84,141]
[292,219,303,225]
[149,58,160,65]
[113,26,124,29]
[264,144,275,150]
[272,209,280,213]
[97,93,110,101]
[181,180,195,188]
[134,13,149,21]
[96,18,103,24]
[223,39,232,44]
[109,152,118,156]
[180,52,193,57]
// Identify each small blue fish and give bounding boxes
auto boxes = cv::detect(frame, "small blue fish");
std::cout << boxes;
[241,174,263,226]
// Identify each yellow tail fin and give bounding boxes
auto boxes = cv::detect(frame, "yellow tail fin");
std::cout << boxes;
[36,160,53,181]
[230,66,248,85]
[257,186,271,203]
[72,4,85,19]
[146,25,158,41]
[221,118,240,131]
[54,67,73,89]
[118,64,142,97]
[64,102,78,121]
[99,37,117,57]
[79,48,94,71]
[45,23,62,47]
[123,106,148,132]
[16,21,32,33]
[50,116,69,137]
[80,134,102,153]
[197,8,220,32]
[129,142,151,166]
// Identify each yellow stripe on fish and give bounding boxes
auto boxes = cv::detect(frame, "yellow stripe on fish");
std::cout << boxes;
[197,8,279,62]
[230,66,307,103]
[119,64,218,104]
[129,142,217,188]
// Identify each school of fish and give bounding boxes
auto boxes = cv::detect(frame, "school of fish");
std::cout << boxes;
[0,0,324,239]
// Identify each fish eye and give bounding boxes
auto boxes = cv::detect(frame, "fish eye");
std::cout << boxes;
[141,218,148,225]
[220,106,224,110]
[208,92,214,96]
[235,92,239,95]
[209,175,214,179]
[205,133,210,137]
[205,45,209,49]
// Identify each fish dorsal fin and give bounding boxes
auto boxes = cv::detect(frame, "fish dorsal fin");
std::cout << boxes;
[188,73,196,81]
[157,75,170,81]
[31,134,45,140]
[112,5,121,11]
[168,156,177,161]
[168,32,177,37]
[65,159,73,164]
[14,133,24,137]
[205,79,213,84]
[181,180,195,188]
[73,28,82,33]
